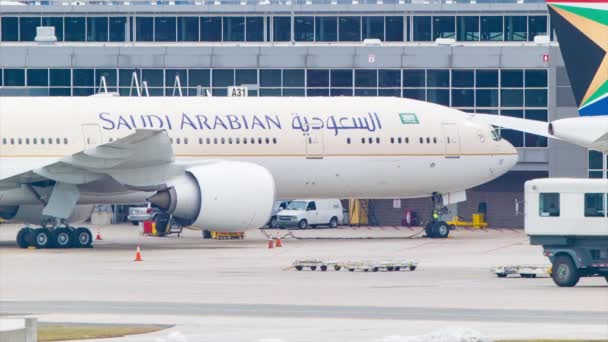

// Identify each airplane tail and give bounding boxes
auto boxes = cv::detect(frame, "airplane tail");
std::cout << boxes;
[547,0,608,116]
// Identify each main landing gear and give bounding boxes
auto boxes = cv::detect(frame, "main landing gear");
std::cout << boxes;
[16,226,93,249]
[424,192,452,239]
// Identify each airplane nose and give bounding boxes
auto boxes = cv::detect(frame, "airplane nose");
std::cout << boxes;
[502,140,519,170]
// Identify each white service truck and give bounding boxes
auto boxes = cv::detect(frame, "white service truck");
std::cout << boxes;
[525,178,608,287]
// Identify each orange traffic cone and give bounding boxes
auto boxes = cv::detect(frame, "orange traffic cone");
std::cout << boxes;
[275,233,282,248]
[267,237,274,249]
[95,229,102,240]
[134,245,143,261]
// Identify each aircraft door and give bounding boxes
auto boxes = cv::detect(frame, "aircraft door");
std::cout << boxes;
[305,130,324,159]
[442,123,461,157]
[82,124,102,149]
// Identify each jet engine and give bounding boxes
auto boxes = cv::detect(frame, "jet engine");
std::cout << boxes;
[148,161,276,231]
[549,116,608,151]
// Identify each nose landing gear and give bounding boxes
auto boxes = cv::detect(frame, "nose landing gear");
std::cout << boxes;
[425,192,452,239]
[16,225,93,249]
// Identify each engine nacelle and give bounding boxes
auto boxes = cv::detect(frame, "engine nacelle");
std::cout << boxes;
[149,161,276,232]
[549,116,608,151]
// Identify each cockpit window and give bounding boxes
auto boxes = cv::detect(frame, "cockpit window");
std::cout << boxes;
[491,128,501,141]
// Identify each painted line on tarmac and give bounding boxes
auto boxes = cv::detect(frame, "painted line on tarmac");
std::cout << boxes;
[1,301,606,325]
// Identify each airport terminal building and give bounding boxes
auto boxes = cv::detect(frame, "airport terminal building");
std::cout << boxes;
[0,0,604,227]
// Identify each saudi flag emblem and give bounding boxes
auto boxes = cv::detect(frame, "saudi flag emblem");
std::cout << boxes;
[399,113,419,124]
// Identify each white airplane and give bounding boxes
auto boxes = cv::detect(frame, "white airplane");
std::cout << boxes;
[0,96,518,248]
[470,0,608,153]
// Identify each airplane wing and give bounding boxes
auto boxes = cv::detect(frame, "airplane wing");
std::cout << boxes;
[465,113,554,139]
[0,130,187,191]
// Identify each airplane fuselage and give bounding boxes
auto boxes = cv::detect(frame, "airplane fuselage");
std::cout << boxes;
[0,96,518,208]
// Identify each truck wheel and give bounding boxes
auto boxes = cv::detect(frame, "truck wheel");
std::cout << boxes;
[310,266,317,271]
[320,265,327,272]
[269,217,278,228]
[497,273,507,278]
[552,255,580,287]
[434,221,450,239]
[604,276,608,283]
[295,266,303,271]
[298,219,307,229]
[329,217,338,228]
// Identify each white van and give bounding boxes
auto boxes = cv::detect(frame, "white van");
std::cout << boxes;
[276,199,343,229]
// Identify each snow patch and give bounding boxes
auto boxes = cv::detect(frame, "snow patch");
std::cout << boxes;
[376,327,492,342]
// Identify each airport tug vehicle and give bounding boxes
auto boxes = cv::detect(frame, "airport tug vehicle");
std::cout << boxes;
[525,178,608,287]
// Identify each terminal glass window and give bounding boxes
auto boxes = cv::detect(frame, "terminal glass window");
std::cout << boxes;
[87,17,108,42]
[379,69,400,88]
[135,17,153,42]
[480,16,503,41]
[339,17,360,42]
[20,17,40,42]
[109,17,127,42]
[315,17,337,42]
[273,17,291,42]
[584,193,605,217]
[223,17,244,42]
[1,17,18,41]
[362,16,383,41]
[284,69,305,87]
[50,69,71,87]
[178,17,198,42]
[201,17,222,42]
[96,69,117,92]
[42,17,64,42]
[294,17,314,42]
[413,16,432,41]
[504,16,527,41]
[27,69,48,86]
[155,17,176,42]
[65,17,85,42]
[588,150,607,179]
[433,16,455,39]
[189,69,210,88]
[539,193,560,217]
[528,16,547,41]
[385,16,404,42]
[4,69,25,86]
[246,17,264,42]
[261,69,281,90]
[457,16,479,41]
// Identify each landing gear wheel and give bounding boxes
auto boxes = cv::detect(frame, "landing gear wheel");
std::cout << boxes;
[74,227,93,248]
[329,217,338,228]
[425,222,435,238]
[16,227,31,248]
[433,221,450,239]
[320,265,328,272]
[32,228,53,249]
[54,228,74,248]
[552,255,580,287]
[297,219,307,229]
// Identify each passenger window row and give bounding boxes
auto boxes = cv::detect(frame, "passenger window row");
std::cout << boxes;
[172,137,278,145]
[2,137,68,145]
[345,136,439,145]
